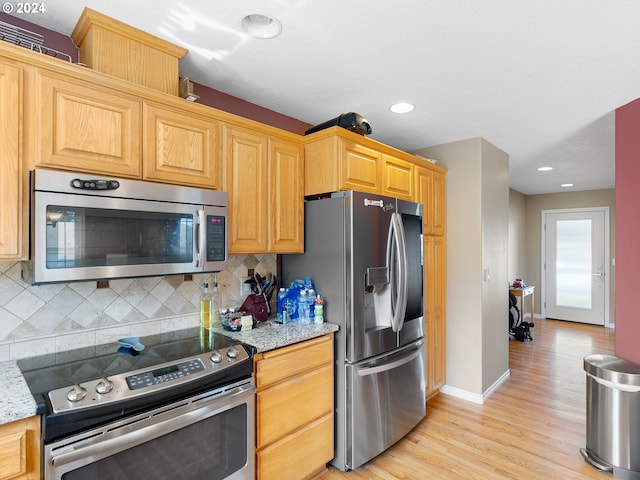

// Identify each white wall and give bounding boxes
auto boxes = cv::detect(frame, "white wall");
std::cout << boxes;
[413,137,509,400]
[508,189,527,283]
[480,139,510,393]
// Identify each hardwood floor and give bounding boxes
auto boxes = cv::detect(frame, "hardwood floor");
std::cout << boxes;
[316,319,615,479]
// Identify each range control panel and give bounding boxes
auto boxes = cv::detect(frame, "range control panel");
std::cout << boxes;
[126,359,205,390]
[48,345,249,414]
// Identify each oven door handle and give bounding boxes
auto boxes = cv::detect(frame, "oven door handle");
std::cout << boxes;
[49,383,255,469]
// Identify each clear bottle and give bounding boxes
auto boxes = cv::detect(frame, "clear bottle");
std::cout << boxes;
[297,288,309,324]
[307,287,316,318]
[210,276,222,327]
[200,281,212,350]
[277,288,286,323]
[200,281,212,328]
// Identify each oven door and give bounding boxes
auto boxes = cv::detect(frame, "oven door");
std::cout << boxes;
[29,190,225,284]
[44,380,255,480]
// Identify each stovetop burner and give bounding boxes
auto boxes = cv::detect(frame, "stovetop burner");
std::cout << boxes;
[17,327,254,443]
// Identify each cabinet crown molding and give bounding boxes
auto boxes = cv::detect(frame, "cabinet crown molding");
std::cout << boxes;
[71,7,187,58]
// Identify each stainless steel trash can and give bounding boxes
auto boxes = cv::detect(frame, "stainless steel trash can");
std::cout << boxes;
[581,354,640,480]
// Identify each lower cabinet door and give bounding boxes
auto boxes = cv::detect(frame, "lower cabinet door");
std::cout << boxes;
[257,413,333,480]
[0,416,40,480]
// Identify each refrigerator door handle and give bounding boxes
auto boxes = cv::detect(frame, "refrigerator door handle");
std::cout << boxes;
[356,342,423,377]
[388,212,409,332]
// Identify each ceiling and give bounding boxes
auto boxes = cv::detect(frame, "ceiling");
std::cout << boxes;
[11,1,640,195]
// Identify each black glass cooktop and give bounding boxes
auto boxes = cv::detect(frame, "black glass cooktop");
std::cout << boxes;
[17,328,241,399]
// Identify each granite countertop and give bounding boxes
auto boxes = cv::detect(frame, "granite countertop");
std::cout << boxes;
[0,320,339,427]
[0,361,39,425]
[213,320,339,353]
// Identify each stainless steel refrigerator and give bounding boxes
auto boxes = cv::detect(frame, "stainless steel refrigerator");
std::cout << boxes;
[282,190,426,471]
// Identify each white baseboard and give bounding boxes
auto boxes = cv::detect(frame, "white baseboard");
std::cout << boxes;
[439,369,511,405]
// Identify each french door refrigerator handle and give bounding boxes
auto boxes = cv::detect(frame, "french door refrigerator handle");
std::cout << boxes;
[386,215,399,330]
[388,212,409,332]
[356,341,424,377]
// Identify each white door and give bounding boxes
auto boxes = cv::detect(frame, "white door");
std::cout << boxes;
[543,208,608,325]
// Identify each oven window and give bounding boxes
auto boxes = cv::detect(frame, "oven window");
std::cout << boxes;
[62,403,248,480]
[45,205,194,268]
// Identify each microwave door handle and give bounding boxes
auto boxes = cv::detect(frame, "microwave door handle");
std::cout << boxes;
[196,209,205,267]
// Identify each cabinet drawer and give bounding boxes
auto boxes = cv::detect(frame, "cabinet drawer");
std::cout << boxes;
[257,413,333,480]
[255,334,333,388]
[0,416,40,480]
[257,363,333,447]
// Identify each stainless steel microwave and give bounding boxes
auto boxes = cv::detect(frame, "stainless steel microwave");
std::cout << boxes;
[22,169,228,284]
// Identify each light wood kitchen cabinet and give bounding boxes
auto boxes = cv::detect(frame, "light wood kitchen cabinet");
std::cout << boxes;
[31,67,223,188]
[304,129,380,195]
[424,235,446,398]
[414,160,447,398]
[0,416,41,480]
[31,67,142,178]
[143,102,220,188]
[339,140,381,193]
[0,59,25,260]
[414,164,446,236]
[382,154,413,201]
[71,7,187,96]
[304,127,422,200]
[223,125,268,252]
[223,124,303,254]
[268,138,304,252]
[254,334,334,480]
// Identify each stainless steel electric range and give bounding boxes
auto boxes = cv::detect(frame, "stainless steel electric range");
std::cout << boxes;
[18,327,255,480]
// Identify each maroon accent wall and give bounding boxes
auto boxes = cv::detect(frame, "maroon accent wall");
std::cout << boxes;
[192,83,311,134]
[614,98,640,364]
[0,13,78,62]
[0,13,311,134]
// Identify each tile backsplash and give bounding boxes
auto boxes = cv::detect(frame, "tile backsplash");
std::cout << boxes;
[0,254,276,361]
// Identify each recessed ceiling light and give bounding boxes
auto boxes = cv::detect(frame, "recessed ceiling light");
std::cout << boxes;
[561,183,574,188]
[241,14,282,39]
[537,166,553,171]
[390,103,415,113]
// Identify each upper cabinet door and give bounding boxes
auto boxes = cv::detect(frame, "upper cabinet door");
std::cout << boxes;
[341,140,381,194]
[32,68,142,178]
[223,125,268,253]
[414,165,433,233]
[268,139,304,253]
[143,102,220,189]
[431,171,446,236]
[414,166,446,236]
[382,154,413,201]
[0,60,23,259]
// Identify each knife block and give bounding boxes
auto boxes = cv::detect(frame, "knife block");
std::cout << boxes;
[240,294,269,322]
